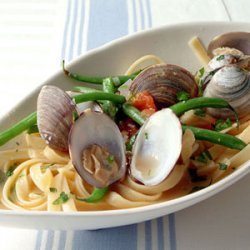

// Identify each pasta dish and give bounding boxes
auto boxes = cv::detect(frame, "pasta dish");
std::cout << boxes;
[0,32,249,212]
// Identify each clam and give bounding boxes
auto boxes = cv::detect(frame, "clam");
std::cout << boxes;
[203,65,250,120]
[130,108,182,186]
[37,85,77,152]
[130,64,198,109]
[69,110,126,188]
[208,32,250,57]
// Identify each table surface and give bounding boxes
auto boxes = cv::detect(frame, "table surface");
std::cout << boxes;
[0,1,250,250]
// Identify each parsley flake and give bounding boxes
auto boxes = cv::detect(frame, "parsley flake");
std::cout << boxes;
[218,162,228,170]
[216,55,225,61]
[53,192,69,205]
[106,155,115,164]
[6,164,17,177]
[144,132,149,140]
[176,91,190,102]
[73,111,79,122]
[214,118,232,131]
[198,67,205,78]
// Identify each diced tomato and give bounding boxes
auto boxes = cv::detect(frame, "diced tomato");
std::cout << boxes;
[131,91,157,111]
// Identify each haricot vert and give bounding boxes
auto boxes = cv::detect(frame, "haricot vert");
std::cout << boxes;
[62,60,141,87]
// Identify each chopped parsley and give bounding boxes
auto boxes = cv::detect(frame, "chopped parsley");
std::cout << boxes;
[214,118,232,131]
[144,132,149,140]
[198,67,205,78]
[176,91,190,102]
[218,162,228,170]
[73,111,79,122]
[6,164,17,177]
[196,150,213,163]
[15,141,20,146]
[194,108,206,117]
[49,187,57,193]
[196,153,208,164]
[216,55,225,61]
[53,192,69,205]
[106,155,115,164]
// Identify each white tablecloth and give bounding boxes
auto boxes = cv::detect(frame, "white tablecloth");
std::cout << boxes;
[0,0,250,249]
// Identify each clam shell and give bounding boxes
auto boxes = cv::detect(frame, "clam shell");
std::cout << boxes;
[130,64,198,109]
[208,32,250,57]
[37,85,76,152]
[130,108,182,186]
[204,65,250,120]
[69,110,126,188]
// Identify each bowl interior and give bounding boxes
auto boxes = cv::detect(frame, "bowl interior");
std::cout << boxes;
[0,21,250,230]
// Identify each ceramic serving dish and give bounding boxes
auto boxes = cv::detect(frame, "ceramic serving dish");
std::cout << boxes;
[0,21,250,230]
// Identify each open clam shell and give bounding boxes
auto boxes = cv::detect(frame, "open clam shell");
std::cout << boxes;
[130,108,182,186]
[204,65,250,120]
[130,64,198,109]
[69,110,126,188]
[37,85,77,152]
[208,32,250,57]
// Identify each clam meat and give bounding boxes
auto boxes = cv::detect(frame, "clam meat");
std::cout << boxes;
[130,108,182,186]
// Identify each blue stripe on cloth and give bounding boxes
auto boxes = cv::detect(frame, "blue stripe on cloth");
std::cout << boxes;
[61,0,72,61]
[87,0,128,50]
[77,0,85,56]
[168,214,177,250]
[68,0,78,61]
[157,218,164,250]
[35,230,43,250]
[145,221,152,250]
[45,230,54,250]
[145,0,152,28]
[58,231,67,250]
[72,225,137,250]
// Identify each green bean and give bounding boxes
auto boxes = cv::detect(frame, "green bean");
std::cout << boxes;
[122,103,146,126]
[170,97,239,123]
[182,125,246,150]
[0,112,37,146]
[76,187,109,203]
[73,86,102,93]
[62,60,141,87]
[122,104,246,150]
[73,92,126,104]
[102,78,117,119]
[126,132,138,151]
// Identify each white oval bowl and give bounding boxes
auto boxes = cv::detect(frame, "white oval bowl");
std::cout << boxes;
[0,21,250,230]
